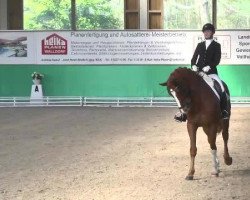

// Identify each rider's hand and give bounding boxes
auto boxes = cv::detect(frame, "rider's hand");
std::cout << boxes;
[191,65,198,72]
[203,66,211,72]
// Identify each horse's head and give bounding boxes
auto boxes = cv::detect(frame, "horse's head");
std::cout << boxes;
[160,68,193,113]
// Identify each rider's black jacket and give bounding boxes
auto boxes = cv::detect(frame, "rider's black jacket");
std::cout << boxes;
[191,40,221,75]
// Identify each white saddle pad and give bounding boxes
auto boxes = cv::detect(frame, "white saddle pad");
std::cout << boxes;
[198,72,220,100]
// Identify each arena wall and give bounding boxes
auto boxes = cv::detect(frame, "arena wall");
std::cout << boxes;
[0,65,249,97]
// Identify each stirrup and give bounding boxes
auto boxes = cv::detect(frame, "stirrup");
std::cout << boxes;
[174,113,187,122]
[222,110,229,119]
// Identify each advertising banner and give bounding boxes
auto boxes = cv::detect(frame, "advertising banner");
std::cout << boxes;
[0,30,249,65]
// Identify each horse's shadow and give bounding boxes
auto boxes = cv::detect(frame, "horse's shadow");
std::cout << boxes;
[222,168,250,177]
[190,168,250,181]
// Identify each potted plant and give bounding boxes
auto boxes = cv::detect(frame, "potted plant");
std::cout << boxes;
[31,72,44,85]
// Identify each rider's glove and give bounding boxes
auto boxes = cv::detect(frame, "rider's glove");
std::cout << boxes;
[191,65,198,72]
[202,66,211,73]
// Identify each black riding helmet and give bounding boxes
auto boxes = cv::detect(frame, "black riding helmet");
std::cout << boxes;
[202,23,215,33]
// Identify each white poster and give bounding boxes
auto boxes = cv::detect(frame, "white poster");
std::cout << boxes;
[219,31,250,65]
[0,30,249,65]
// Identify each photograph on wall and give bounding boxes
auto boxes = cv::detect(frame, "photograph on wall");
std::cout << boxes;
[0,36,27,57]
[0,32,35,64]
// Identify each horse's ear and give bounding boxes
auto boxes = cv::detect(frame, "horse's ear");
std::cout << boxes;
[159,81,167,86]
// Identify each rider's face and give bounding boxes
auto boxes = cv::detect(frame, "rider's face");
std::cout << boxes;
[203,30,213,39]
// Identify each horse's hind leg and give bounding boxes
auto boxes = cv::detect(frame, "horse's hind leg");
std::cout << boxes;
[222,83,232,165]
[185,123,198,180]
[222,119,233,165]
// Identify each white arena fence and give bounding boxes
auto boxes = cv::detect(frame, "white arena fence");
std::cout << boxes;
[0,96,250,107]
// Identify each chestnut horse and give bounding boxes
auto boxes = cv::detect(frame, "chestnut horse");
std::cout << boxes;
[160,67,232,180]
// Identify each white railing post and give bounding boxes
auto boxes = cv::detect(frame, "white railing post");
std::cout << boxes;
[117,98,120,107]
[80,96,83,106]
[83,97,86,106]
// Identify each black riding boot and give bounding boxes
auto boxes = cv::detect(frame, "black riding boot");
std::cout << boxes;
[220,92,229,119]
[174,112,187,122]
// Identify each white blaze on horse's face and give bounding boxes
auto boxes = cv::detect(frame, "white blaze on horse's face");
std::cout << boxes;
[170,88,184,113]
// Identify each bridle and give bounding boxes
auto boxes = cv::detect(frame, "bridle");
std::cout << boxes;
[169,85,191,113]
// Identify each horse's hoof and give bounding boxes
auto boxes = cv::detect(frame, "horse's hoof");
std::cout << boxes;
[211,173,219,177]
[224,157,233,166]
[185,175,194,180]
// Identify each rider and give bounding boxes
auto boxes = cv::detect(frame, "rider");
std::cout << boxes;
[174,23,229,122]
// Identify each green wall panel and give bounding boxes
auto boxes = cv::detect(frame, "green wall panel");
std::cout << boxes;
[218,66,250,97]
[0,65,249,97]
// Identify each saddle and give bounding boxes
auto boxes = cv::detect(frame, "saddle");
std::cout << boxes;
[198,72,222,100]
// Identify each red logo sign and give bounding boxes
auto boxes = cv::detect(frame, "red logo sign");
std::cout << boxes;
[42,33,67,55]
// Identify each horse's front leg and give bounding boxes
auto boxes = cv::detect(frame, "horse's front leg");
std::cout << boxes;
[204,125,220,176]
[186,122,198,180]
[210,149,220,176]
